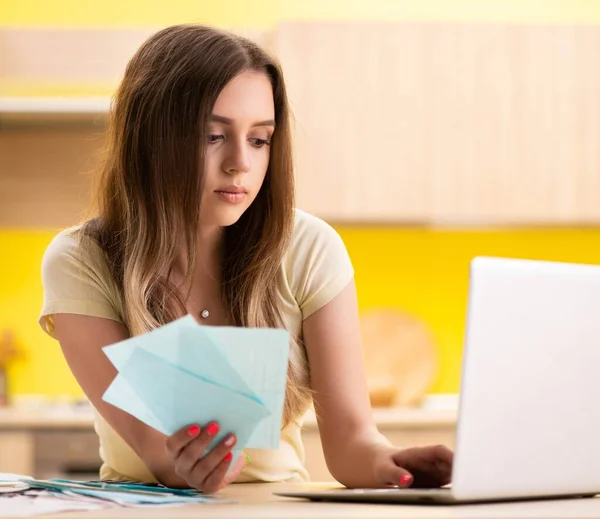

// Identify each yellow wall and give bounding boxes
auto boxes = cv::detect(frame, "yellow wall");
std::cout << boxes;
[0,231,74,396]
[3,0,600,399]
[3,227,600,397]
[3,0,600,27]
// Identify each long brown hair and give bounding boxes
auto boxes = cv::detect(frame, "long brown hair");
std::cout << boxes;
[83,24,311,427]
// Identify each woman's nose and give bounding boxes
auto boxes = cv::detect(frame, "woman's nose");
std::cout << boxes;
[223,140,251,174]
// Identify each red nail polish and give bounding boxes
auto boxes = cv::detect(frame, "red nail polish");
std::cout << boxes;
[400,474,412,486]
[224,452,233,461]
[187,425,200,437]
[206,422,220,436]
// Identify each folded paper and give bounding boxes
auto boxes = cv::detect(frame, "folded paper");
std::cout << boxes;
[101,315,290,466]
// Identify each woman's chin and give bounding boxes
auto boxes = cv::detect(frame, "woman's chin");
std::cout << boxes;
[204,206,248,228]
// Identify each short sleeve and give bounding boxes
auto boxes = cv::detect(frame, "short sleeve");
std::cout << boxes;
[39,228,124,338]
[287,210,354,319]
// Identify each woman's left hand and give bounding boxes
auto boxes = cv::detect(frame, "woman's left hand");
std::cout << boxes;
[372,444,454,488]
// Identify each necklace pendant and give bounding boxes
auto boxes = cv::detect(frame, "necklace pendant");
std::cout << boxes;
[200,309,210,319]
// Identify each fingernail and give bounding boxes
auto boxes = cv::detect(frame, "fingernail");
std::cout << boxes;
[187,425,200,437]
[400,474,412,486]
[224,452,233,461]
[206,422,220,436]
[224,434,236,447]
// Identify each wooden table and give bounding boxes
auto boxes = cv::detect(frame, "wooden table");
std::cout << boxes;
[12,483,599,519]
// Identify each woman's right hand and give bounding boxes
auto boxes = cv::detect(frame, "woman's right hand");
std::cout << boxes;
[165,422,246,493]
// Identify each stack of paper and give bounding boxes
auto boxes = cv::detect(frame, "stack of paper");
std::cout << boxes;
[0,474,232,516]
[0,474,32,494]
[0,493,107,517]
[102,315,291,469]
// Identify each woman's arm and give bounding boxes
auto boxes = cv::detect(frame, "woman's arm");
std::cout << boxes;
[54,313,244,491]
[53,314,188,487]
[303,280,452,488]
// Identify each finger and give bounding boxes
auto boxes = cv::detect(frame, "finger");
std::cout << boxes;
[165,423,204,458]
[434,459,453,484]
[202,453,235,494]
[434,452,453,486]
[416,446,453,479]
[175,422,222,477]
[438,471,452,486]
[424,446,454,483]
[376,459,414,488]
[433,445,454,466]
[222,453,247,486]
[187,432,237,488]
[393,446,452,472]
[392,447,452,488]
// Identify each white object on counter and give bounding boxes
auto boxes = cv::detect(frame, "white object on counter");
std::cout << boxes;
[418,393,460,411]
[0,473,31,494]
[0,494,107,517]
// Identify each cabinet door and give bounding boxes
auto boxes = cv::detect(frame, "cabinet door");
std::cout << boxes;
[552,26,600,223]
[276,22,431,222]
[0,431,35,475]
[276,22,600,225]
[427,24,600,225]
[0,130,102,228]
[0,28,272,92]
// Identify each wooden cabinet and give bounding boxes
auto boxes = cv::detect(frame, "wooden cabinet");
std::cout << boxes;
[425,24,600,225]
[0,409,103,479]
[34,430,102,479]
[0,431,35,475]
[2,23,600,227]
[276,21,600,225]
[0,127,104,228]
[276,23,431,223]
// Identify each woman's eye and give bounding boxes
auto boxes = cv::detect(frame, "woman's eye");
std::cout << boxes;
[249,138,271,148]
[208,134,224,144]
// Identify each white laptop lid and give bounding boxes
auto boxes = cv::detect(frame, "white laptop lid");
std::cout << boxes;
[452,257,600,501]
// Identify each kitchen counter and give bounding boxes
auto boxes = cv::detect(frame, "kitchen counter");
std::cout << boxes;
[0,405,458,480]
[0,407,97,430]
[0,405,458,430]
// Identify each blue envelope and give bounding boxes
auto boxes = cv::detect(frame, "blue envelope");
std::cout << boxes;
[103,316,257,401]
[116,346,269,469]
[199,326,291,448]
[101,315,291,459]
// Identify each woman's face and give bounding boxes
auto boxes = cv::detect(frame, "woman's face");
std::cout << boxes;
[200,70,275,228]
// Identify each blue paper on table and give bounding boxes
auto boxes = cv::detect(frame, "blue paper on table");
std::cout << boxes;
[19,478,228,505]
[101,315,290,456]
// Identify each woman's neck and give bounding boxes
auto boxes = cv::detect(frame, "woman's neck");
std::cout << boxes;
[172,223,223,281]
[171,223,227,323]
[195,223,224,279]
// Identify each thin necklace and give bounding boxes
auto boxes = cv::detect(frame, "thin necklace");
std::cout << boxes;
[198,254,214,320]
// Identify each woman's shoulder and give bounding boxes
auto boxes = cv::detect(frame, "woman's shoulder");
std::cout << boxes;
[42,224,110,279]
[45,225,83,253]
[284,209,354,317]
[288,208,344,253]
[40,224,125,336]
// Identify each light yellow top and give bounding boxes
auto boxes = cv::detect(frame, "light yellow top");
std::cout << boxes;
[38,209,354,484]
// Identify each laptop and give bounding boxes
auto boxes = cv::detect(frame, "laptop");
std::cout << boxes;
[277,257,600,505]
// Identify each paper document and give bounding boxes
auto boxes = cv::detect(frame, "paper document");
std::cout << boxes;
[0,475,233,515]
[102,315,290,460]
[0,493,106,517]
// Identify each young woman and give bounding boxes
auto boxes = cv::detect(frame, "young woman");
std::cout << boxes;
[39,24,452,494]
